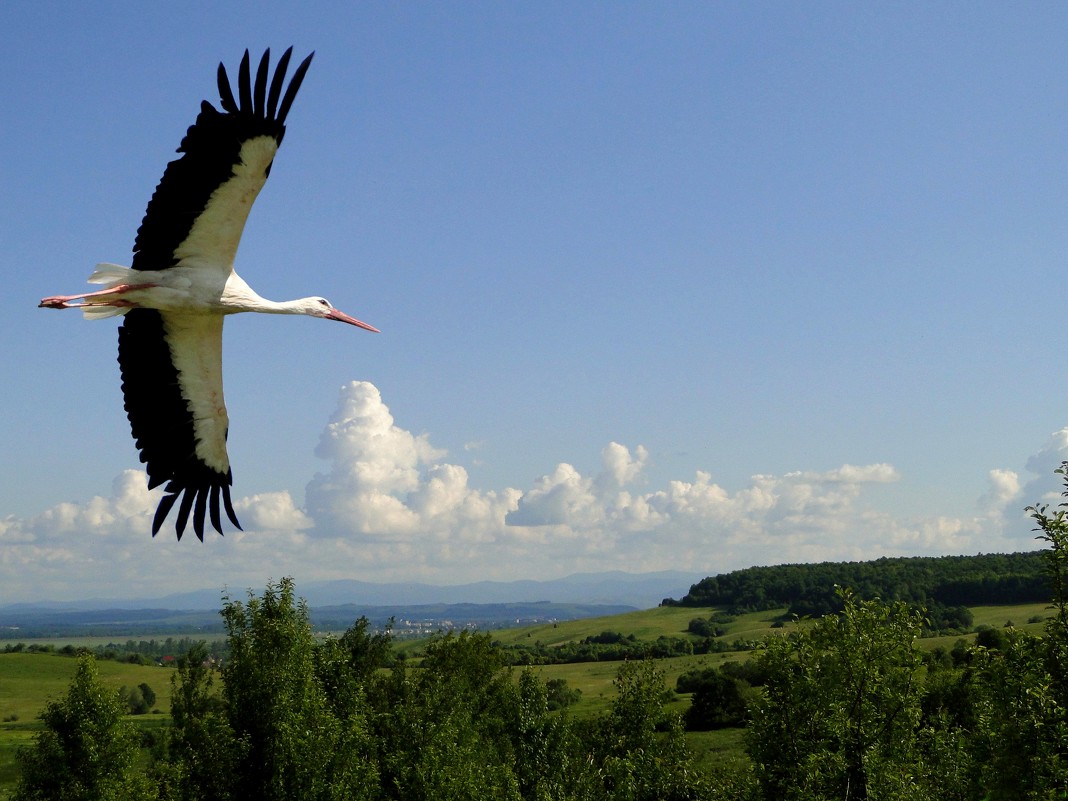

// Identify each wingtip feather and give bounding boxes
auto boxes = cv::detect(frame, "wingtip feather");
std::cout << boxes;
[209,485,223,535]
[223,485,242,531]
[175,490,196,540]
[217,62,238,114]
[216,48,311,124]
[152,493,179,537]
[238,50,253,113]
[193,489,208,542]
[253,49,270,118]
[266,46,294,120]
[277,51,314,125]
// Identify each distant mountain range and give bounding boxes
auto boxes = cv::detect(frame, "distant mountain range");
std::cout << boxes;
[0,571,706,637]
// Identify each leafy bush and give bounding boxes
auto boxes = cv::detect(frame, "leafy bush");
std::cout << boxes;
[14,655,153,800]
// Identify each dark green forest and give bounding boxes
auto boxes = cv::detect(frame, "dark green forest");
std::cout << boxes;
[14,470,1068,799]
[665,550,1048,616]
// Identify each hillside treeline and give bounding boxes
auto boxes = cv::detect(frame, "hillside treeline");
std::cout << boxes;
[2,637,226,665]
[665,551,1047,615]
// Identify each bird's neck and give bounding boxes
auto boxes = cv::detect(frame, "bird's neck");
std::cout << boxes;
[254,297,307,315]
[223,274,304,315]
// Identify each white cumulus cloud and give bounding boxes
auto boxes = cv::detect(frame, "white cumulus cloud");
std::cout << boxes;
[304,381,520,577]
[0,380,1059,600]
[1019,428,1068,508]
[979,469,1021,515]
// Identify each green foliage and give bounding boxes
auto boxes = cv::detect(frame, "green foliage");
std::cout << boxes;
[586,631,634,645]
[499,633,698,665]
[589,660,710,801]
[746,589,928,800]
[29,559,1068,800]
[313,616,392,730]
[163,641,238,801]
[511,669,592,801]
[686,618,727,638]
[545,677,582,710]
[676,668,750,731]
[965,461,1068,800]
[968,631,1068,799]
[973,626,1007,650]
[220,578,378,801]
[97,637,224,664]
[373,631,523,800]
[171,584,719,800]
[925,603,973,632]
[119,682,157,714]
[154,580,379,801]
[139,682,157,710]
[670,552,1049,612]
[13,654,152,801]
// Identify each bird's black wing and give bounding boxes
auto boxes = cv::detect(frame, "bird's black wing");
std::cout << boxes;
[130,47,314,272]
[119,309,240,540]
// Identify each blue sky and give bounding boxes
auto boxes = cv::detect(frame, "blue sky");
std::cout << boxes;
[3,3,1068,601]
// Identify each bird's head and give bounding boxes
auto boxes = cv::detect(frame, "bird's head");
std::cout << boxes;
[305,297,379,332]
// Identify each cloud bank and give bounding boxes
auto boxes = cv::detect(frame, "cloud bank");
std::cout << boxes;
[0,381,1061,602]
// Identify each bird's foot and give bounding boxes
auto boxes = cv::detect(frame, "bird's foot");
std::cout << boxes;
[39,283,152,310]
[39,296,79,309]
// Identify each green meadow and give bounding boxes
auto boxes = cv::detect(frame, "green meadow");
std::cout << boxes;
[0,653,173,795]
[488,604,791,649]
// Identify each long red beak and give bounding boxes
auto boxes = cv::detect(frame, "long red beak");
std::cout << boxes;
[326,308,380,333]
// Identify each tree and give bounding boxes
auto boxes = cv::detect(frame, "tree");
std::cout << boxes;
[510,669,595,801]
[591,659,709,801]
[164,641,238,801]
[545,677,582,711]
[315,615,393,722]
[139,682,157,710]
[120,682,157,714]
[373,631,523,800]
[679,668,749,730]
[218,578,378,801]
[966,462,1068,799]
[746,589,927,801]
[14,654,152,801]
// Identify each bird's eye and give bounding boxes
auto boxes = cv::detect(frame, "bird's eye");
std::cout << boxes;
[318,298,330,307]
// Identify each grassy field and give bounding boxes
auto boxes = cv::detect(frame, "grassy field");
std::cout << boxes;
[0,634,227,651]
[501,601,1053,719]
[0,653,174,796]
[0,652,174,723]
[487,605,792,649]
[0,599,1054,794]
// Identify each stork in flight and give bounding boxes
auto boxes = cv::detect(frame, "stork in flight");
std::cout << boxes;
[40,48,378,541]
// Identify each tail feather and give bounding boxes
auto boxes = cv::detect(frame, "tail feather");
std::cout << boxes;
[81,263,134,319]
[81,304,131,320]
[88,263,131,285]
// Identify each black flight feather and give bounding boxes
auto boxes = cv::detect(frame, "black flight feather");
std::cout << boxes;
[253,50,269,118]
[278,52,314,127]
[217,64,238,114]
[266,48,292,120]
[237,50,253,114]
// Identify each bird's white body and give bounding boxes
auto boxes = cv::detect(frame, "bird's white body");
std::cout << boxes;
[80,263,342,319]
[40,48,377,540]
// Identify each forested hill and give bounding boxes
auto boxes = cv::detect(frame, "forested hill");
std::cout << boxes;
[663,551,1048,615]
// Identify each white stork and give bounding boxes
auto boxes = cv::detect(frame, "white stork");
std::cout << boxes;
[40,48,378,541]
